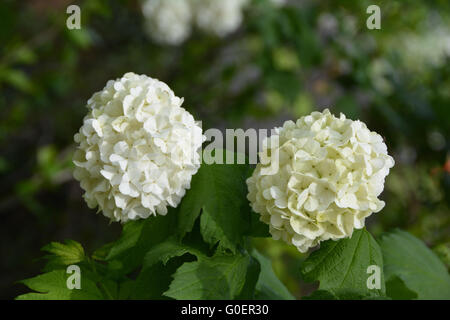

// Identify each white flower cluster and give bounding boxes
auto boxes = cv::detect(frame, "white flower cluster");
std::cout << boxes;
[142,0,193,45]
[195,0,249,37]
[392,27,450,72]
[141,0,249,45]
[246,109,394,252]
[73,72,204,223]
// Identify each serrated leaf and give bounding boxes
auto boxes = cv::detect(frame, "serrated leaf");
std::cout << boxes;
[41,240,85,271]
[100,212,176,274]
[164,253,250,300]
[380,229,450,300]
[252,249,295,300]
[16,269,102,300]
[177,149,252,252]
[143,238,205,268]
[300,228,385,298]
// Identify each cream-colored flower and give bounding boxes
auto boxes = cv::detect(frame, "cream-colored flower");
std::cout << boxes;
[142,0,193,45]
[247,109,394,252]
[73,72,204,222]
[194,0,248,37]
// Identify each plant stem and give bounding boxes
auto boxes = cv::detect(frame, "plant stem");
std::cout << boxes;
[87,257,115,300]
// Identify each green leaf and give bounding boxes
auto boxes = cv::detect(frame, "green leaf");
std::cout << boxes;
[164,253,250,300]
[65,29,92,49]
[380,229,450,300]
[132,258,189,300]
[302,290,338,300]
[0,68,33,92]
[91,242,115,261]
[303,289,391,300]
[252,249,295,300]
[177,149,252,252]
[143,238,205,268]
[300,228,385,298]
[236,254,261,299]
[117,280,134,300]
[176,171,208,238]
[433,243,450,271]
[385,276,417,300]
[246,207,270,238]
[16,269,102,300]
[41,240,85,271]
[133,238,209,300]
[99,212,176,275]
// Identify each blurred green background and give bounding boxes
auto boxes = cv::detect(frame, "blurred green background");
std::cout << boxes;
[1,0,449,299]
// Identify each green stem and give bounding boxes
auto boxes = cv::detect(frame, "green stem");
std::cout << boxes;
[87,257,115,300]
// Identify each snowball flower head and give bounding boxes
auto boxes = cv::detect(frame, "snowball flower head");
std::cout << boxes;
[246,109,394,252]
[142,0,192,45]
[194,0,248,37]
[73,72,204,223]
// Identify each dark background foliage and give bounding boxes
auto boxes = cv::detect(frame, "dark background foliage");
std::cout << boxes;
[1,0,449,299]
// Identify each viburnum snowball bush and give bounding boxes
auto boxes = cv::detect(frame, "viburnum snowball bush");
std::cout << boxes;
[246,109,395,252]
[141,0,193,45]
[195,0,249,37]
[73,72,204,223]
[141,0,253,44]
